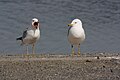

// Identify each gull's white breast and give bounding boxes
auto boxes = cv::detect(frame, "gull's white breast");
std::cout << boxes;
[68,26,85,45]
[23,29,40,44]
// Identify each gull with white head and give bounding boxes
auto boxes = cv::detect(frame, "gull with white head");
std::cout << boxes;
[68,19,85,56]
[16,18,40,57]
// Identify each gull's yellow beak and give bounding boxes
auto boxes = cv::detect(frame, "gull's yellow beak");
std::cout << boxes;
[68,24,73,27]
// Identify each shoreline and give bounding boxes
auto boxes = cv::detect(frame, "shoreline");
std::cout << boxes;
[0,53,119,61]
[0,55,120,61]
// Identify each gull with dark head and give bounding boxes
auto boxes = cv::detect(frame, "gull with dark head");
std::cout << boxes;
[16,18,40,57]
[68,19,85,56]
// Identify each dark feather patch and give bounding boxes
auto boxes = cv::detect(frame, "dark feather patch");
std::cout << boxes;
[67,26,72,36]
[16,37,22,40]
[22,30,27,39]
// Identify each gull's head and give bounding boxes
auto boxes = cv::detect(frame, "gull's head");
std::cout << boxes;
[68,19,82,27]
[32,18,39,29]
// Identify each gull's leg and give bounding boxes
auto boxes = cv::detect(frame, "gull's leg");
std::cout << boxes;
[26,45,29,59]
[26,45,28,55]
[78,44,80,56]
[32,44,35,57]
[71,45,75,56]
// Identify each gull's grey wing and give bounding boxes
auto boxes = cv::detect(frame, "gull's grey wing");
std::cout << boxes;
[22,30,27,39]
[22,28,29,39]
[67,26,72,36]
[16,28,28,41]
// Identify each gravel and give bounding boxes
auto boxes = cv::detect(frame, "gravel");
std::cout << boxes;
[0,54,120,80]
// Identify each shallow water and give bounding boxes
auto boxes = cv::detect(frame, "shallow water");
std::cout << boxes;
[0,0,120,54]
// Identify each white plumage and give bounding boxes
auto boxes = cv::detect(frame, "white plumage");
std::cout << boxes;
[16,18,40,56]
[68,19,85,55]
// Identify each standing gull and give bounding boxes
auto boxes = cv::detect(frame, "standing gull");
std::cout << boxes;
[68,19,85,56]
[16,18,40,57]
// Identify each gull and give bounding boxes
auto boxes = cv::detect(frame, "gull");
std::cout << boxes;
[16,18,40,57]
[68,19,85,56]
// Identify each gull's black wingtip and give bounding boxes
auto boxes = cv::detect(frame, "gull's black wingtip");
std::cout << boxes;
[16,37,22,40]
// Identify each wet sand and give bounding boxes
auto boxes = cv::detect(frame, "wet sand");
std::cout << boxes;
[0,54,120,80]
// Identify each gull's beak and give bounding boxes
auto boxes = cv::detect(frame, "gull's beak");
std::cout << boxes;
[32,22,39,29]
[68,24,73,27]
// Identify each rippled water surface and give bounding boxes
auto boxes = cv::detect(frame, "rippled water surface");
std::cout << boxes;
[0,0,120,54]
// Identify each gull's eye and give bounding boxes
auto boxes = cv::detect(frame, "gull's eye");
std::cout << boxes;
[32,20,34,22]
[75,22,77,24]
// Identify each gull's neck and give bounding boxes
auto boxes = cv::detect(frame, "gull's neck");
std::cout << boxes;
[33,26,40,38]
[74,24,83,29]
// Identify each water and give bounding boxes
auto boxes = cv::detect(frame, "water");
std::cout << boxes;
[0,0,120,54]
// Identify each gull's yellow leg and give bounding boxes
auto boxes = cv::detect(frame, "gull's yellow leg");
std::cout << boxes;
[25,45,29,59]
[71,45,75,56]
[78,44,80,56]
[26,45,28,55]
[32,44,35,57]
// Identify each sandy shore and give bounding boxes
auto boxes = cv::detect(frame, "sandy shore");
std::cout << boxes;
[0,53,120,80]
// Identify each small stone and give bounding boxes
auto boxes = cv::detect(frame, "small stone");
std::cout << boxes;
[110,69,113,73]
[86,60,91,62]
[103,65,105,68]
[97,56,100,59]
[10,74,12,77]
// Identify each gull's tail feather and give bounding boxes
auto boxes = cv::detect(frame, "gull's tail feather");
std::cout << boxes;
[16,37,22,40]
